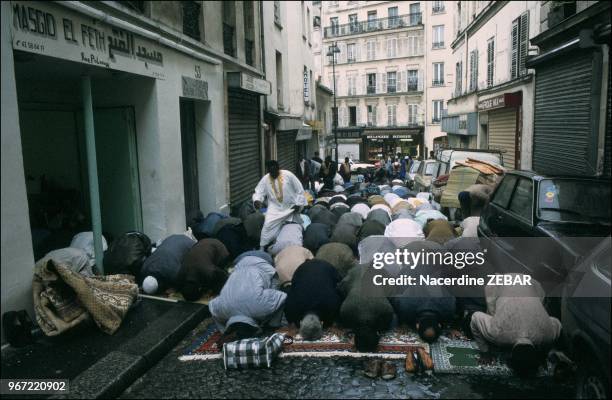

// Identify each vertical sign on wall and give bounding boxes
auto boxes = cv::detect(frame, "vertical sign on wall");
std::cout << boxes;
[303,68,310,104]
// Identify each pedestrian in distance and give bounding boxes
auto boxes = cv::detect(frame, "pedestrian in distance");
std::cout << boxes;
[339,157,352,184]
[295,153,314,191]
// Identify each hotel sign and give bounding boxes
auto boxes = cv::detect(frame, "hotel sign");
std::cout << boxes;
[11,1,166,79]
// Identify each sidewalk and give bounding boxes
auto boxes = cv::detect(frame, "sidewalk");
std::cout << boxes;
[1,297,209,399]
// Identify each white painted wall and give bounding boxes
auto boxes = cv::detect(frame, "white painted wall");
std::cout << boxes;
[1,1,229,331]
[285,1,317,121]
[1,1,35,341]
[448,1,540,169]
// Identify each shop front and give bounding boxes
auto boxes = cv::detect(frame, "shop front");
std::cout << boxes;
[362,128,423,163]
[441,112,478,149]
[477,92,523,169]
[336,127,363,161]
[227,72,270,207]
[3,1,227,318]
[527,2,610,177]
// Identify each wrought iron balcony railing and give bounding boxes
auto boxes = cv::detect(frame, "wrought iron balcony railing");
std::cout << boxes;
[324,13,422,38]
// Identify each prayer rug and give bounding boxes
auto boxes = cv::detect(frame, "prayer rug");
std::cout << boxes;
[179,319,428,361]
[430,337,552,377]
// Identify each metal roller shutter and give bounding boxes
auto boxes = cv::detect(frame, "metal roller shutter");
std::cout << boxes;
[533,53,594,175]
[276,130,297,174]
[228,88,261,206]
[604,61,611,178]
[488,108,517,169]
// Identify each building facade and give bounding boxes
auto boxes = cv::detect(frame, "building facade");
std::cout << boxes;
[527,1,610,177]
[443,1,540,170]
[2,1,271,333]
[319,0,453,163]
[262,0,320,174]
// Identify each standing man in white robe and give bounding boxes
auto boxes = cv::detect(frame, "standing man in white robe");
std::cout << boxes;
[253,160,307,249]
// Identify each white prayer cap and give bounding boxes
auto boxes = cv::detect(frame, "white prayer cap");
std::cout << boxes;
[142,276,159,294]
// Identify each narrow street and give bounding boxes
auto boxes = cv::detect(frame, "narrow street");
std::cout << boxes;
[120,319,575,399]
[1,1,611,399]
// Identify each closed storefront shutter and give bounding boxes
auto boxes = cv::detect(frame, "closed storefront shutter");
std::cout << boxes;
[228,88,261,206]
[276,130,297,174]
[488,108,517,169]
[604,61,611,178]
[533,53,595,175]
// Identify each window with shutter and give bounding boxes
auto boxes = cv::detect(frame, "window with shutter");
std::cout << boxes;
[519,11,529,77]
[347,43,356,63]
[511,19,519,79]
[469,50,478,92]
[408,104,417,125]
[387,71,397,93]
[417,69,424,91]
[487,37,494,87]
[407,69,418,91]
[455,61,462,96]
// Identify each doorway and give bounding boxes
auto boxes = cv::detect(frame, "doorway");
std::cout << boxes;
[19,106,142,258]
[180,99,200,221]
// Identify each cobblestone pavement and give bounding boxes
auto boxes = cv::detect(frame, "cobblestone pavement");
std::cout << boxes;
[121,321,575,399]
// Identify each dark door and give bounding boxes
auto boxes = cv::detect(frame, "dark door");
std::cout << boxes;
[228,88,261,207]
[94,107,143,239]
[180,99,200,221]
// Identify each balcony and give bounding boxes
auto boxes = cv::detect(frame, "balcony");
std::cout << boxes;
[432,5,445,14]
[432,41,445,49]
[432,79,445,86]
[324,13,422,39]
[341,80,423,98]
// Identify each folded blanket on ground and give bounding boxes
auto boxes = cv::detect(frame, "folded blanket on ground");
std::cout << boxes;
[33,259,138,336]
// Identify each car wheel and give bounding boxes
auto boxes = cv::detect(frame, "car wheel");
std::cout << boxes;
[576,357,609,399]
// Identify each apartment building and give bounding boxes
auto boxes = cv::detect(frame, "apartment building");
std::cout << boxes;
[320,0,454,163]
[443,1,540,170]
[2,0,271,330]
[262,0,320,172]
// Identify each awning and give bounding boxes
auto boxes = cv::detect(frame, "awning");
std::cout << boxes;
[295,123,313,141]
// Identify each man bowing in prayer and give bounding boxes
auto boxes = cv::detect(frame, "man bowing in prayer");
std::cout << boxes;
[253,160,307,250]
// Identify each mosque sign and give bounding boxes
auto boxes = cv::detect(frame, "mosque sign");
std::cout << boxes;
[11,1,166,79]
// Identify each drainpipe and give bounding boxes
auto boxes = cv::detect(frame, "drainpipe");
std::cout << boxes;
[81,75,104,274]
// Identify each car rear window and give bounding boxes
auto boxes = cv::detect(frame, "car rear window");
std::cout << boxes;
[538,179,611,224]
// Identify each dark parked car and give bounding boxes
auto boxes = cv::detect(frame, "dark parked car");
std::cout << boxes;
[561,238,610,399]
[478,171,611,291]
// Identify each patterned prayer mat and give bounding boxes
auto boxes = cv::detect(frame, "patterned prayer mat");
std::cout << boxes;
[179,319,428,361]
[430,338,552,377]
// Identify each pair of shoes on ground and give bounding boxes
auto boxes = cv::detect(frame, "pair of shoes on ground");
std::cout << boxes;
[364,359,396,380]
[405,348,434,374]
